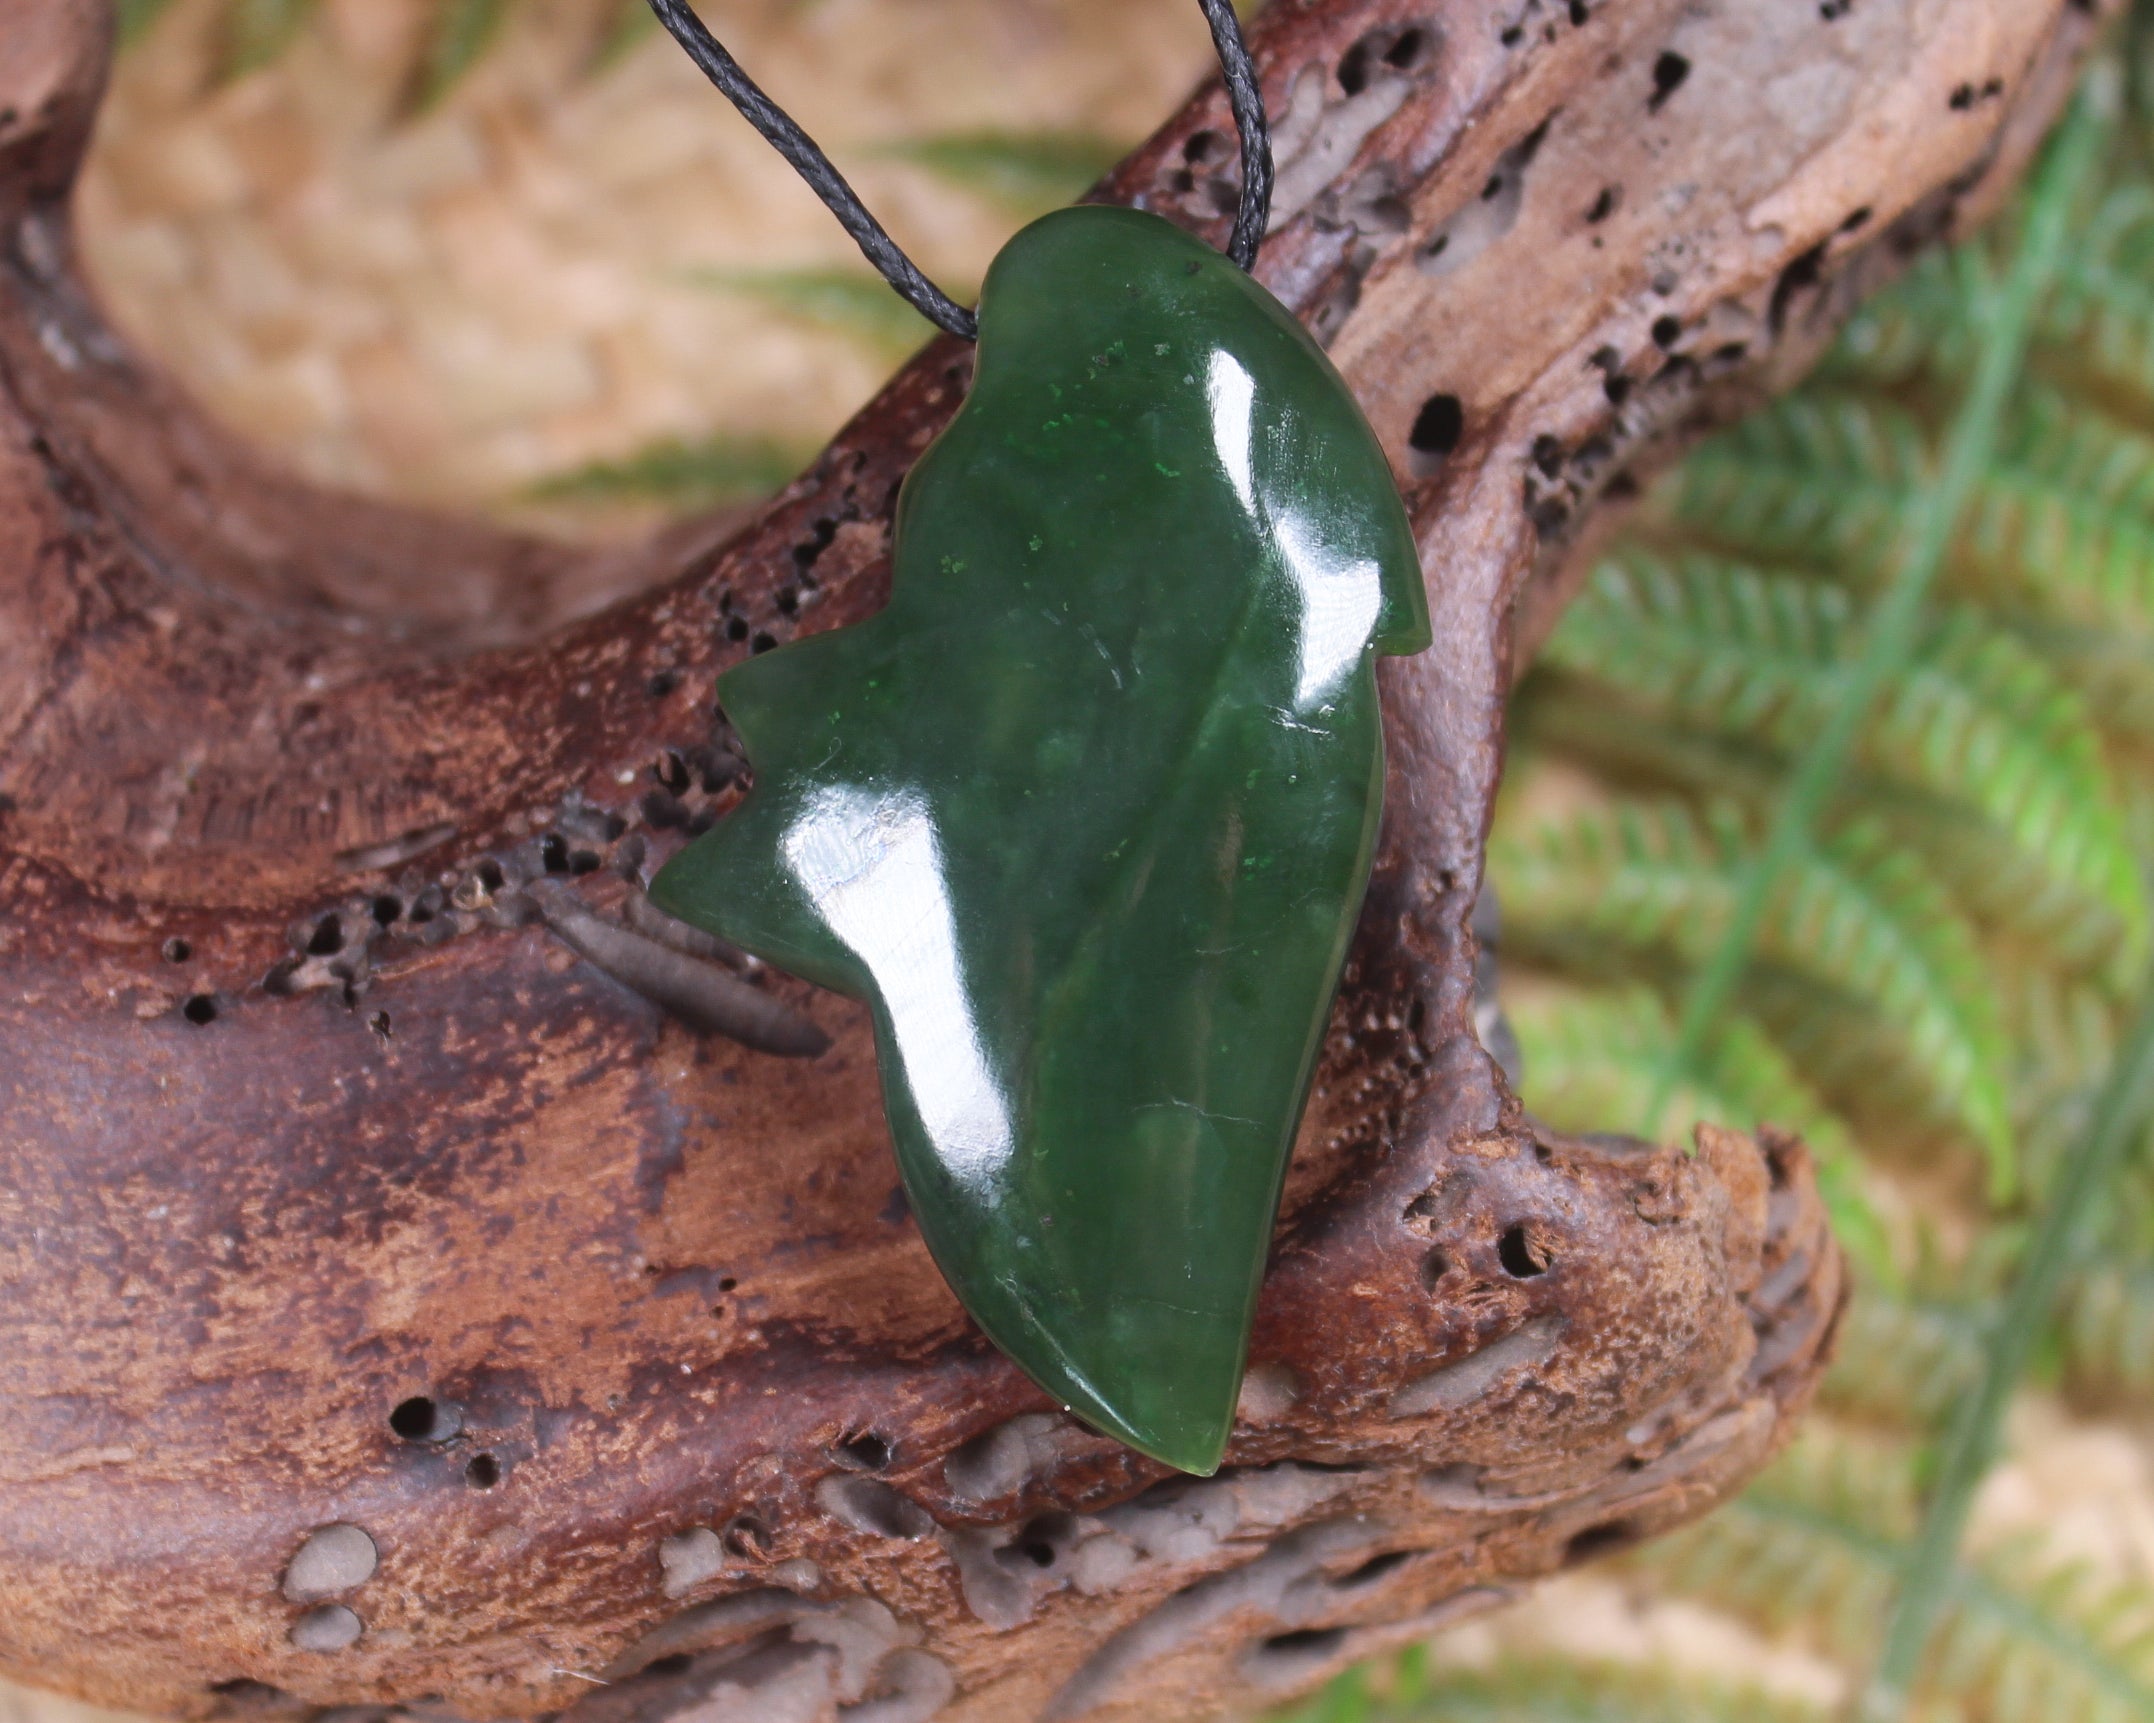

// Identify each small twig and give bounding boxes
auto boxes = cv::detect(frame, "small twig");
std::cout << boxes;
[532,882,829,1059]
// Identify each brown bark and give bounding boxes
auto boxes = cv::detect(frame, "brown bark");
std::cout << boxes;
[0,2,2095,1721]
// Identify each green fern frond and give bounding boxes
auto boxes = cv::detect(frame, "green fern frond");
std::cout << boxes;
[1507,983,1890,1278]
[1663,387,2154,638]
[1996,973,2154,1268]
[1712,390,1934,491]
[216,0,325,82]
[2008,963,2136,1152]
[143,0,529,94]
[1511,681,1786,809]
[402,0,510,114]
[1926,1541,2154,1723]
[1818,249,1973,388]
[2123,758,2154,860]
[1293,1657,1828,1723]
[1540,551,1851,737]
[682,266,939,356]
[1954,462,2154,638]
[2044,248,2154,421]
[2019,1093,2154,1272]
[529,433,808,507]
[593,0,659,70]
[874,130,1127,216]
[1533,680,2148,985]
[1469,80,2154,1723]
[1822,1278,1986,1433]
[1657,397,2154,772]
[1889,608,2146,970]
[1659,394,1922,579]
[1540,552,2146,969]
[1741,960,2013,1197]
[1491,801,2014,1180]
[2072,180,2154,274]
[116,0,181,45]
[1643,1426,2154,1722]
[2023,620,2154,746]
[1508,983,1850,1151]
[2059,1254,2154,1401]
[1998,382,2154,521]
[1819,1234,1998,1430]
[1644,1427,1913,1658]
[2005,969,2126,1119]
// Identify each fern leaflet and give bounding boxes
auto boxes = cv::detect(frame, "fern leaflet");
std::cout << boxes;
[402,0,511,114]
[1505,983,1889,1276]
[530,434,808,508]
[216,0,324,82]
[1540,551,2146,969]
[681,266,940,357]
[1641,1426,2154,1723]
[1288,1658,1829,1723]
[1491,801,2014,1181]
[873,130,1128,216]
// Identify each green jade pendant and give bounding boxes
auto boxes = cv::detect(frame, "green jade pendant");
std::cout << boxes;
[653,205,1430,1474]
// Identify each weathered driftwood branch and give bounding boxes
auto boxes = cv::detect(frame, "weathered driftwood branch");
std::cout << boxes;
[0,0,2094,1719]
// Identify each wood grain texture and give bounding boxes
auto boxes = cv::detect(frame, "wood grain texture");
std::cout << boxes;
[0,0,2095,1719]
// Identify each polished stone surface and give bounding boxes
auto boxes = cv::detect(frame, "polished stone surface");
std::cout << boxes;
[653,205,1428,1473]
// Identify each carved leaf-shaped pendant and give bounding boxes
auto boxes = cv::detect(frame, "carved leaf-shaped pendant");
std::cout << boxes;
[653,206,1430,1474]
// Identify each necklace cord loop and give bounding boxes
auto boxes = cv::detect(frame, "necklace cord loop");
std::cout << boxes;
[1196,0,1273,272]
[643,0,1274,343]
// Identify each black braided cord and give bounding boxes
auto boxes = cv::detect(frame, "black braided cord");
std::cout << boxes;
[1195,0,1274,272]
[643,0,1275,342]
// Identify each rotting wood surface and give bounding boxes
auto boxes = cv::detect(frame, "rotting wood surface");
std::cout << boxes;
[0,0,2099,1719]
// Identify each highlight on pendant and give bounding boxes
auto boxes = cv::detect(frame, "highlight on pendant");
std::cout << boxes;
[781,785,1015,1190]
[1205,349,1383,708]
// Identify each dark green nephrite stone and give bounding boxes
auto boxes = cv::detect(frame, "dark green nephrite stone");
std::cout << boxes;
[652,205,1429,1474]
